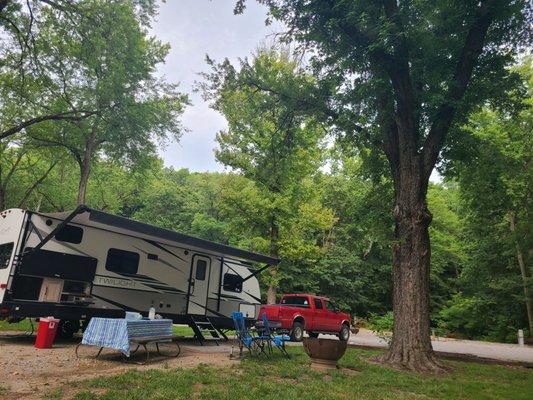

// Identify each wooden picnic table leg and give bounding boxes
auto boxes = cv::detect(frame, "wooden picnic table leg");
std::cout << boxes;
[75,343,83,358]
[75,343,105,359]
[154,340,181,357]
[143,343,149,364]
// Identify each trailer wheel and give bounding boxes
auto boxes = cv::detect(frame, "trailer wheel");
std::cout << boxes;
[290,321,304,342]
[57,320,80,340]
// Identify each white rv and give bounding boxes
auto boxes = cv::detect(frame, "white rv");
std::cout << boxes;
[0,206,277,339]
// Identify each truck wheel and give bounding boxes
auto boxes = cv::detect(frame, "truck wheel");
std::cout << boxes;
[290,322,304,342]
[308,332,319,339]
[338,324,350,341]
[57,320,80,340]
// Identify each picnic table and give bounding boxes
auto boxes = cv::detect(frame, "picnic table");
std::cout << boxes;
[76,317,181,363]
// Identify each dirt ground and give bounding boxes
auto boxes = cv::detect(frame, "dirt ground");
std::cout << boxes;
[0,332,237,400]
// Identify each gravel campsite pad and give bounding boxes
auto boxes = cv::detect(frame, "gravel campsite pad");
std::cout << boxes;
[0,332,234,399]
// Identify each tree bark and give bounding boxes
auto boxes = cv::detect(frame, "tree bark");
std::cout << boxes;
[76,137,94,205]
[266,216,279,305]
[380,156,444,372]
[509,212,533,337]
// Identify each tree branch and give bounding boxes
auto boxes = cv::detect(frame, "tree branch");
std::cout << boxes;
[0,110,97,141]
[29,136,82,165]
[243,78,371,141]
[377,86,401,187]
[380,0,417,152]
[2,148,27,191]
[18,157,60,207]
[422,0,494,180]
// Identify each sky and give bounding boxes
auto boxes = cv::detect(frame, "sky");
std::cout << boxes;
[150,0,277,172]
[150,1,442,182]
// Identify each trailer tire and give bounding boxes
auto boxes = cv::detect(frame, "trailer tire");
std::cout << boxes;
[290,321,304,342]
[57,320,80,340]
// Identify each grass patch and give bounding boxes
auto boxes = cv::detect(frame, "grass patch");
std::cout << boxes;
[172,324,235,338]
[55,347,532,400]
[172,324,195,336]
[0,318,34,332]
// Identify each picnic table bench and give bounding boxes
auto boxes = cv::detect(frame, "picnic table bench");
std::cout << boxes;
[76,317,181,364]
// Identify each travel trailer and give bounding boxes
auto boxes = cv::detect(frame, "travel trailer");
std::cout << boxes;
[0,206,277,340]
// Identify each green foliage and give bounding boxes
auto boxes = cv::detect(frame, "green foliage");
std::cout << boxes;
[247,0,528,144]
[1,0,187,203]
[427,183,466,316]
[368,311,394,344]
[438,294,526,342]
[200,48,336,299]
[437,60,533,342]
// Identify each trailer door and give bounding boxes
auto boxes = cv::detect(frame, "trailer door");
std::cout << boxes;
[0,210,25,303]
[187,255,211,315]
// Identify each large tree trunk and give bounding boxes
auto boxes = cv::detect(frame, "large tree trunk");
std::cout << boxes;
[375,0,492,372]
[77,138,94,205]
[266,217,279,305]
[509,212,533,337]
[381,157,444,372]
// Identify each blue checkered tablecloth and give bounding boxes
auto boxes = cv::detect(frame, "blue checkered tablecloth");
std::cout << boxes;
[81,318,173,356]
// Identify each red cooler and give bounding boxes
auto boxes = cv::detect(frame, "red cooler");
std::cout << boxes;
[35,317,60,349]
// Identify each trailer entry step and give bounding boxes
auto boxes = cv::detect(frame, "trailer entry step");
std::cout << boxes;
[188,316,226,346]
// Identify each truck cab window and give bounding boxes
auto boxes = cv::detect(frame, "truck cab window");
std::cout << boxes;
[55,225,84,244]
[281,296,309,306]
[223,273,242,292]
[314,298,323,309]
[105,248,139,275]
[325,301,339,312]
[0,242,14,269]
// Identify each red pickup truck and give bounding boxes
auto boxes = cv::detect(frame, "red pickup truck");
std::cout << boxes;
[257,294,352,342]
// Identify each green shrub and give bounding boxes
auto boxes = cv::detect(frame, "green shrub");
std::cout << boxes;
[368,311,393,344]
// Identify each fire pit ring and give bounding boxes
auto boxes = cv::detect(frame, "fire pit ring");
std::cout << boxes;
[302,337,347,370]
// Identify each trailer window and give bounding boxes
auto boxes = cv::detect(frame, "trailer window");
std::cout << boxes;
[105,248,139,275]
[0,242,14,269]
[223,273,242,293]
[55,225,83,244]
[195,259,207,280]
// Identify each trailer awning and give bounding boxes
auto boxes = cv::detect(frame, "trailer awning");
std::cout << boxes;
[39,206,279,265]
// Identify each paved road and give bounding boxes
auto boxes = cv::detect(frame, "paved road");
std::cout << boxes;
[343,328,533,364]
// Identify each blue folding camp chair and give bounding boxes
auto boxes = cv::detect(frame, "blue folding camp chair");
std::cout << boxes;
[261,313,291,358]
[231,312,267,357]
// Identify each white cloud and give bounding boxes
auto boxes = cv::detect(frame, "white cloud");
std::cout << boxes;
[151,0,277,172]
